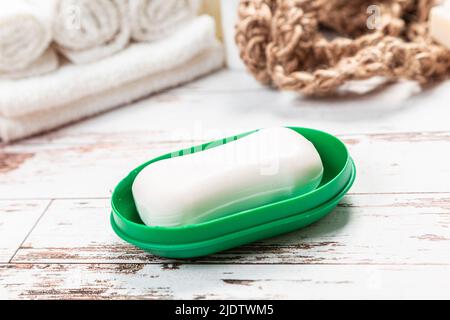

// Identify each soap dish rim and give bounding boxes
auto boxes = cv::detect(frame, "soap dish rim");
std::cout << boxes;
[111,127,349,230]
[110,158,356,258]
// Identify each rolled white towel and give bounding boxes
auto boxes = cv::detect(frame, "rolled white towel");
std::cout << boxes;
[0,16,220,118]
[0,15,224,142]
[53,0,131,64]
[0,49,59,80]
[0,44,224,142]
[0,0,56,77]
[129,0,200,42]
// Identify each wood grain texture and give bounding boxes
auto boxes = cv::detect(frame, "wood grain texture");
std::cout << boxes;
[11,194,450,265]
[1,264,450,299]
[6,70,450,143]
[1,131,450,199]
[1,70,450,299]
[0,200,50,263]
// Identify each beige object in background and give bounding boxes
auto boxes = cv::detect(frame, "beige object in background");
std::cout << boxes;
[199,0,222,40]
[200,0,245,69]
[0,0,58,79]
[430,1,450,49]
[53,0,131,64]
[220,0,245,70]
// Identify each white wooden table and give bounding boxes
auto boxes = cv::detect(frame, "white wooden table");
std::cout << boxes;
[1,70,449,299]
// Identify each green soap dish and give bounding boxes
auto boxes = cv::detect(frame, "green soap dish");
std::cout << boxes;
[111,127,355,249]
[111,158,356,259]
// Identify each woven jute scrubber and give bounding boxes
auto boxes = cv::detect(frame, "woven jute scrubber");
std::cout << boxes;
[235,0,450,96]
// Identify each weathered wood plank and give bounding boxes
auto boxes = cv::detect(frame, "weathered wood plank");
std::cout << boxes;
[2,70,450,149]
[12,194,450,264]
[1,131,450,199]
[9,71,450,145]
[1,71,450,198]
[1,263,450,299]
[173,70,265,92]
[2,71,450,300]
[0,200,50,263]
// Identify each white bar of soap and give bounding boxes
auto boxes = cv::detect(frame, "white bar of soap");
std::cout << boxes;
[132,127,324,227]
[430,2,450,49]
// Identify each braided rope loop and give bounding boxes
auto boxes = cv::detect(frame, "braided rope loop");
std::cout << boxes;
[235,0,450,96]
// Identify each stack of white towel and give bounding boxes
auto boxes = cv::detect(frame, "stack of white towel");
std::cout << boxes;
[0,0,224,142]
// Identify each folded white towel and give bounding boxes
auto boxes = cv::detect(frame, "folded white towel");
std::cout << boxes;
[53,0,130,64]
[0,16,217,118]
[0,16,224,142]
[0,49,59,80]
[0,45,223,142]
[129,0,200,41]
[0,0,55,77]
